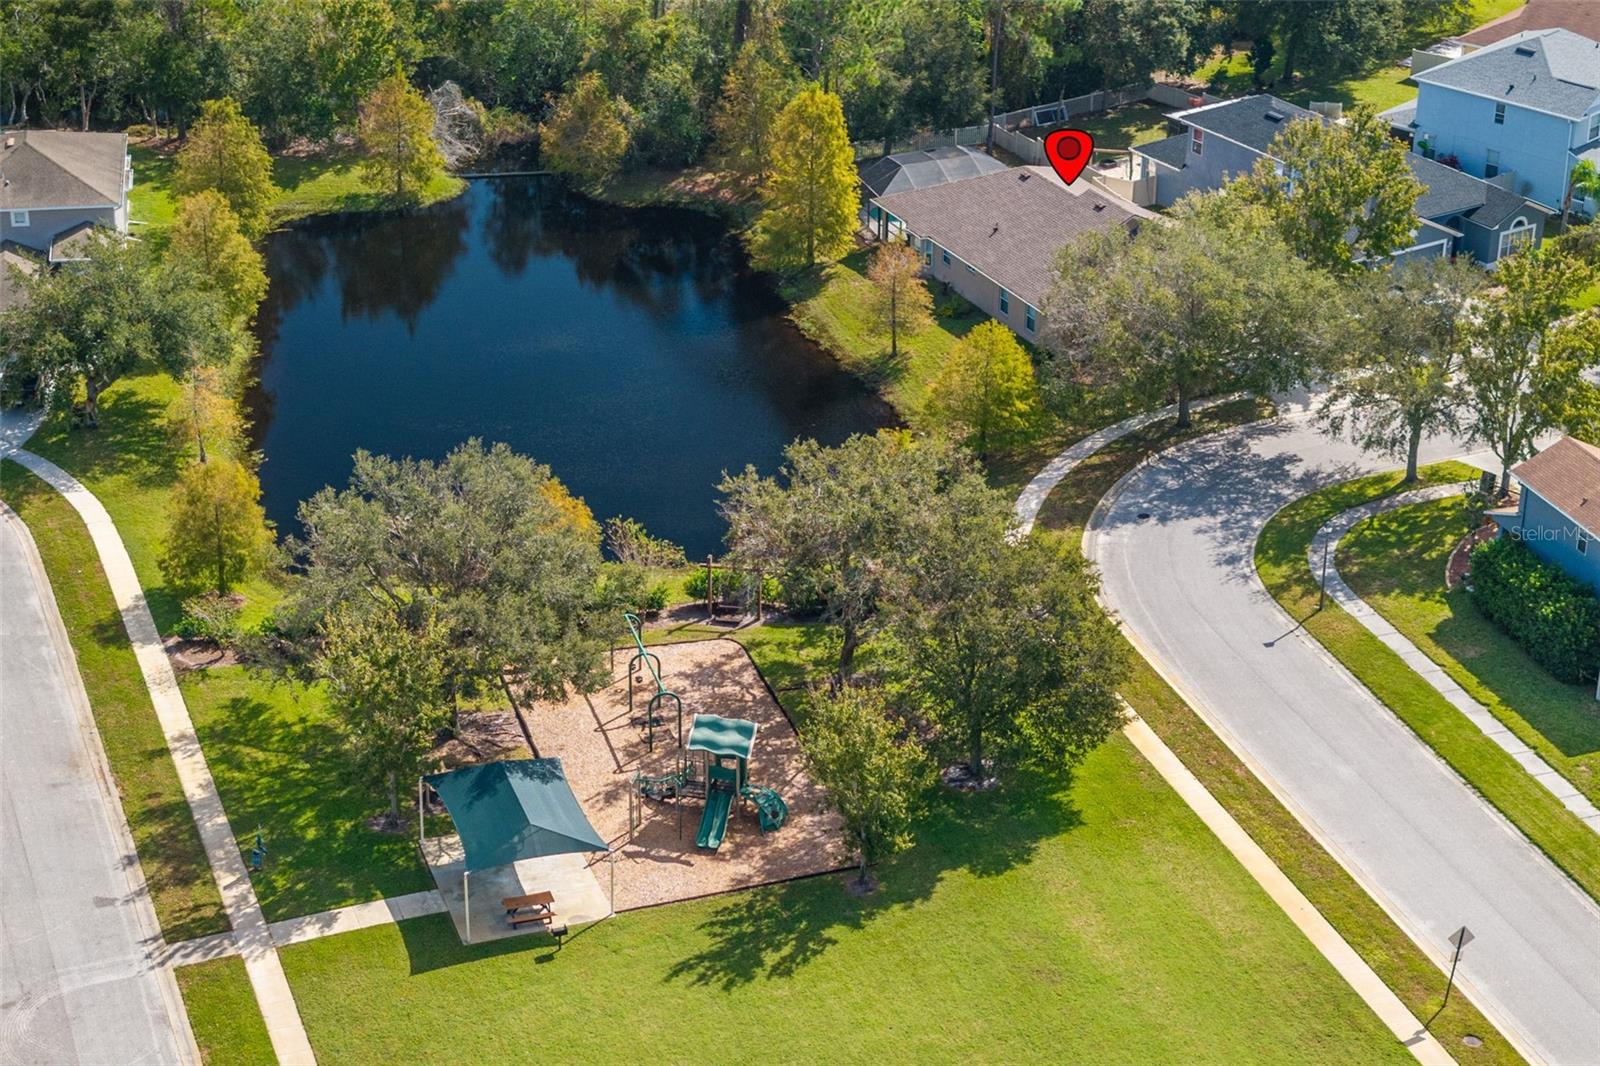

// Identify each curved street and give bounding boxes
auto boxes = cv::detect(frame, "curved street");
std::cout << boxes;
[1083,407,1600,1065]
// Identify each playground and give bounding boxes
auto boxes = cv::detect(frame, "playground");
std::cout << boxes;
[530,635,847,910]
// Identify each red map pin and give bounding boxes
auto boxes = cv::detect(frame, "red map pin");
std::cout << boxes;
[1043,129,1094,185]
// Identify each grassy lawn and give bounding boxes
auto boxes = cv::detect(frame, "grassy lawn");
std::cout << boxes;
[181,669,438,922]
[1053,101,1173,150]
[175,957,275,1066]
[24,372,285,635]
[780,247,984,419]
[1256,463,1600,903]
[129,143,465,236]
[277,730,1409,1065]
[1341,496,1600,804]
[0,461,229,940]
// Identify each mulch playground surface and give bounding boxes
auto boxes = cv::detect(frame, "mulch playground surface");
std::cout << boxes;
[528,638,847,910]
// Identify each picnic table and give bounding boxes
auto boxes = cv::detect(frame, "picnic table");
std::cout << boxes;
[501,890,556,928]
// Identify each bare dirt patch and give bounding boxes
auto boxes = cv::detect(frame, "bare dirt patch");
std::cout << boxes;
[528,638,847,910]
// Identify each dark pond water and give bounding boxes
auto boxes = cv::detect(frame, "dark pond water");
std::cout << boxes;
[248,178,891,558]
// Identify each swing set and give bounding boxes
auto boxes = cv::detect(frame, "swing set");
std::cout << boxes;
[623,611,683,752]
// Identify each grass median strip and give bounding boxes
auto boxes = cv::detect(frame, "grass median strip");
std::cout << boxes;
[1341,496,1599,807]
[1255,462,1600,903]
[175,957,275,1066]
[0,460,229,941]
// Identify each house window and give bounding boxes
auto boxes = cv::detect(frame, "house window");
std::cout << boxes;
[921,237,933,264]
[1024,305,1036,332]
[1579,531,1590,556]
[1484,149,1499,179]
[8,210,27,227]
[965,264,975,274]
[1589,112,1600,143]
[1499,216,1535,258]
[999,288,1010,314]
[1190,127,1204,157]
[941,248,950,266]
[1494,102,1506,125]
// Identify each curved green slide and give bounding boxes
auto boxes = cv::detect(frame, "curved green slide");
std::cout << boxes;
[696,789,733,850]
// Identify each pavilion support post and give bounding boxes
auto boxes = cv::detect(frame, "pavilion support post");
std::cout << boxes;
[609,851,616,917]
[417,778,425,855]
[463,870,471,945]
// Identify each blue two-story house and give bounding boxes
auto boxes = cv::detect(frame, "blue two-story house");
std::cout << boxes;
[1131,94,1550,265]
[1398,27,1600,215]
[1490,436,1600,591]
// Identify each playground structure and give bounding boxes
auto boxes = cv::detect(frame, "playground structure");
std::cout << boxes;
[527,638,840,909]
[623,612,682,751]
[630,712,789,851]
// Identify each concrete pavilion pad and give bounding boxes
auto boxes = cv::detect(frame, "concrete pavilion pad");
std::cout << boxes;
[421,835,611,944]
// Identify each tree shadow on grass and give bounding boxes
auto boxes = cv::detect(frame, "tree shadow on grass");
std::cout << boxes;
[662,766,1081,990]
[27,389,180,489]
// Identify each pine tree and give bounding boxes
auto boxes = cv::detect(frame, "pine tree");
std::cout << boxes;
[539,72,631,190]
[167,190,268,326]
[161,457,273,595]
[924,320,1040,459]
[174,97,279,238]
[867,241,933,359]
[711,28,794,178]
[358,72,446,202]
[751,86,858,271]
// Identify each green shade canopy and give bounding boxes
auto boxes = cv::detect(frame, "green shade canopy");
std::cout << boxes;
[423,758,607,872]
[687,714,758,761]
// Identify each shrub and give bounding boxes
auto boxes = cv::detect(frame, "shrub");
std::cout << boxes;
[639,582,671,613]
[1471,535,1600,682]
[603,516,687,568]
[174,592,241,644]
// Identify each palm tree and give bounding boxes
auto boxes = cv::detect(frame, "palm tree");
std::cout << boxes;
[1560,159,1600,231]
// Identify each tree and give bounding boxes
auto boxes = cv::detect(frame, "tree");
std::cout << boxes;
[539,72,631,191]
[1077,0,1218,88]
[166,190,268,326]
[719,433,988,681]
[1319,257,1485,482]
[712,31,796,178]
[358,72,446,202]
[803,685,926,889]
[1460,247,1600,493]
[284,440,621,721]
[923,319,1040,460]
[174,97,279,238]
[890,515,1127,779]
[1043,193,1335,427]
[866,241,932,360]
[486,0,592,114]
[1562,159,1600,231]
[161,457,273,595]
[2,237,231,426]
[751,86,859,272]
[1242,107,1424,273]
[167,362,243,466]
[318,605,449,825]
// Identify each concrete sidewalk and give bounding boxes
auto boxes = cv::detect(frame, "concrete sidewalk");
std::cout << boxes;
[1312,484,1600,832]
[7,447,317,1065]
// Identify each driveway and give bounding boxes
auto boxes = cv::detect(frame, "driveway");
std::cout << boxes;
[0,503,193,1065]
[1085,408,1600,1065]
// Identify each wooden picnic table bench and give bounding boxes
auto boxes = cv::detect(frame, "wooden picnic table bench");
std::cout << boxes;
[502,891,556,927]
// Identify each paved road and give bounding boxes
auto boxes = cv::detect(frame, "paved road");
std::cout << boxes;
[1085,408,1600,1065]
[0,505,193,1065]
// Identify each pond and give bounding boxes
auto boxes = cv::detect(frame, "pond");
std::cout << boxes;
[247,177,891,559]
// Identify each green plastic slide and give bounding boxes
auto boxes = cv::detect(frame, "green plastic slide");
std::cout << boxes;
[696,788,733,850]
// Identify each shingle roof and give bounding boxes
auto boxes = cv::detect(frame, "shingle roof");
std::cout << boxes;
[1514,436,1600,537]
[1167,94,1322,155]
[0,240,40,314]
[1131,133,1189,170]
[1407,152,1550,230]
[1412,29,1600,119]
[0,130,128,210]
[873,166,1153,308]
[858,145,1010,198]
[48,220,103,263]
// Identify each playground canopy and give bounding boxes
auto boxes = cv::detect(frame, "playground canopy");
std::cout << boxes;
[687,714,758,762]
[423,758,608,872]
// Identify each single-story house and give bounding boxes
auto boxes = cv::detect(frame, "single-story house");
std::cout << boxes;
[859,145,1010,236]
[0,130,132,260]
[1131,94,1551,265]
[1490,436,1600,590]
[869,166,1155,341]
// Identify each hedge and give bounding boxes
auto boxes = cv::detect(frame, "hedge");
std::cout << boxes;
[1471,535,1600,683]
